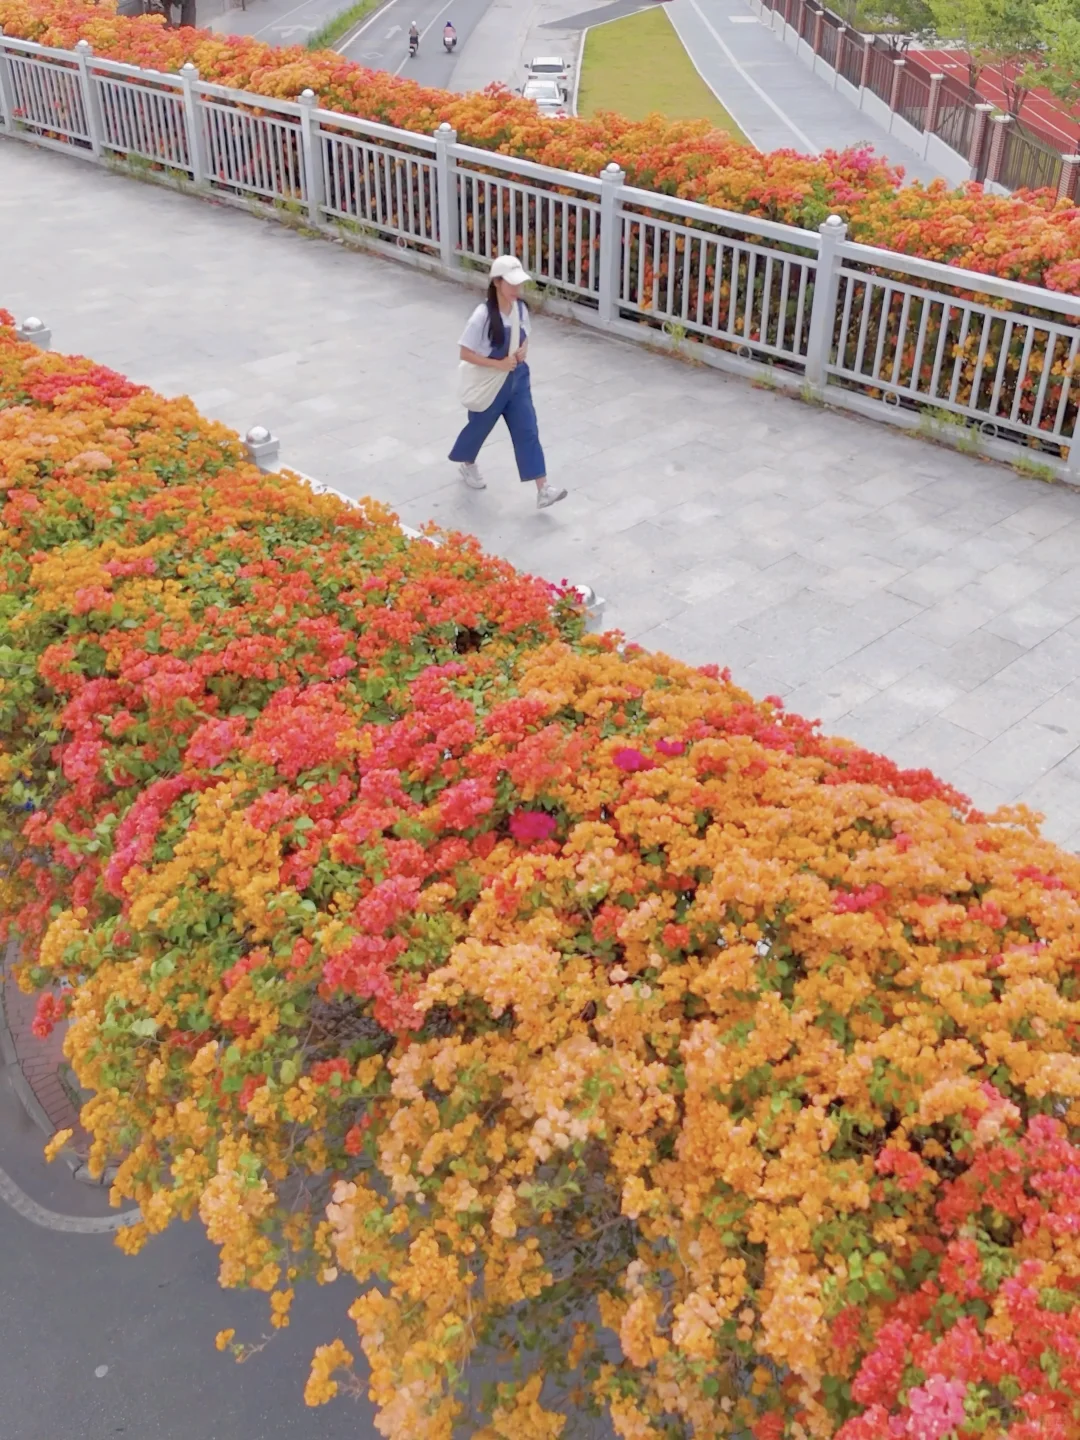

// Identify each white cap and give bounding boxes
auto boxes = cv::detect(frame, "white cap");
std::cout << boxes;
[490,254,530,286]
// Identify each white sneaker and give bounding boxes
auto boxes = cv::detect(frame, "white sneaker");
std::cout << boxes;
[458,462,486,490]
[536,483,567,510]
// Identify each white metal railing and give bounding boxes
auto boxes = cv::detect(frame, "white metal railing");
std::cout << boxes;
[3,30,1080,475]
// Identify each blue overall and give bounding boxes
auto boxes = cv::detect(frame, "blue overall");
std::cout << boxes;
[449,303,546,483]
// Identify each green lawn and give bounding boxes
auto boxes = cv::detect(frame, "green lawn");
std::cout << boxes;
[577,6,748,142]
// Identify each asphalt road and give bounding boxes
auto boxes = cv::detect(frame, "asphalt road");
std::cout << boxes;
[0,1067,377,1440]
[338,0,499,91]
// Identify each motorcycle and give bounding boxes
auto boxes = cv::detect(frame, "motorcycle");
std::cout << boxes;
[408,32,419,56]
[443,30,457,51]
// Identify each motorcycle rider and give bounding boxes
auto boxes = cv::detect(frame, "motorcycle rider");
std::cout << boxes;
[443,19,456,49]
[408,19,419,53]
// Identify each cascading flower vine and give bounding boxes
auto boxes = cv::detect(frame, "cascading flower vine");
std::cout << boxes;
[2,307,1080,1440]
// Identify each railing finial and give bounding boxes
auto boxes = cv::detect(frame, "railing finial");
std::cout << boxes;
[245,426,280,472]
[17,316,51,349]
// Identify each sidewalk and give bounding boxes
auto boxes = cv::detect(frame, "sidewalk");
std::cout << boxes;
[665,0,945,181]
[203,0,366,43]
[0,945,86,1163]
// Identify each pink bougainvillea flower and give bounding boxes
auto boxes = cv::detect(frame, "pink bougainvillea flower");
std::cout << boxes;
[655,738,685,756]
[612,747,654,772]
[509,810,557,844]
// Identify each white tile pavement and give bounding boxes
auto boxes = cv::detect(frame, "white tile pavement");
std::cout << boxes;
[4,139,1080,848]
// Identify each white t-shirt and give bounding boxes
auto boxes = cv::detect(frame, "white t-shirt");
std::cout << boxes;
[458,302,530,358]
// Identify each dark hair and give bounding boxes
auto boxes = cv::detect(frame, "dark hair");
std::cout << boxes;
[485,281,528,353]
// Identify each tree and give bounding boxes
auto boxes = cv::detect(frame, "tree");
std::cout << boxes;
[928,0,1043,112]
[853,0,936,52]
[1032,0,1080,143]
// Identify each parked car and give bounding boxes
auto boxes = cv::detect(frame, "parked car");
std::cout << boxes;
[520,77,569,118]
[526,56,572,98]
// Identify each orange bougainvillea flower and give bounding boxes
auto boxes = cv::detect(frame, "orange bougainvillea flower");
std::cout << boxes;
[2,303,1080,1440]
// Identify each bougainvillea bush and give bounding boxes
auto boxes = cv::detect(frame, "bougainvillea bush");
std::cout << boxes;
[4,0,1080,291]
[3,307,1080,1440]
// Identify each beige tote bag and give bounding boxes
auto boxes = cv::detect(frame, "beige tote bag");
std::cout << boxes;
[458,304,521,412]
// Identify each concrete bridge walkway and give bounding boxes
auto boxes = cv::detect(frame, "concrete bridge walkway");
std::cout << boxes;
[4,139,1080,848]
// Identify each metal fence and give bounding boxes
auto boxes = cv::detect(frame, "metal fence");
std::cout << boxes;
[998,120,1065,195]
[894,63,931,133]
[755,0,1075,200]
[931,75,977,159]
[3,31,1080,476]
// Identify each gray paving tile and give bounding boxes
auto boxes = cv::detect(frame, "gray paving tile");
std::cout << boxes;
[942,676,1059,741]
[783,672,881,725]
[982,600,1077,649]
[902,588,1009,645]
[884,716,988,776]
[960,719,1080,797]
[889,558,981,606]
[925,630,1027,690]
[1017,769,1080,845]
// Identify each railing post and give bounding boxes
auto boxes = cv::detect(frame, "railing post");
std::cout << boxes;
[434,122,459,271]
[968,102,994,179]
[812,8,824,55]
[298,88,323,225]
[245,425,280,472]
[858,36,872,92]
[889,57,905,116]
[598,161,625,327]
[73,40,102,158]
[179,62,206,186]
[925,72,944,135]
[833,25,845,88]
[805,213,847,392]
[1057,152,1080,203]
[0,29,18,136]
[16,316,51,349]
[986,112,1012,186]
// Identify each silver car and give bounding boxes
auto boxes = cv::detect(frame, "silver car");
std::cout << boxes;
[520,77,569,118]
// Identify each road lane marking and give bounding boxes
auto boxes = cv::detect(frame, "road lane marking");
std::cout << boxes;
[393,0,457,74]
[677,0,820,154]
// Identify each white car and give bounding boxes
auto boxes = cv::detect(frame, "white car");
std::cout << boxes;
[527,56,572,92]
[521,77,569,118]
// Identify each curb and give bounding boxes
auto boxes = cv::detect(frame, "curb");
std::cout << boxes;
[0,939,108,1186]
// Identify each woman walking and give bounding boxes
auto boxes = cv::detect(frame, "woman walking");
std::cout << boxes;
[450,255,567,510]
